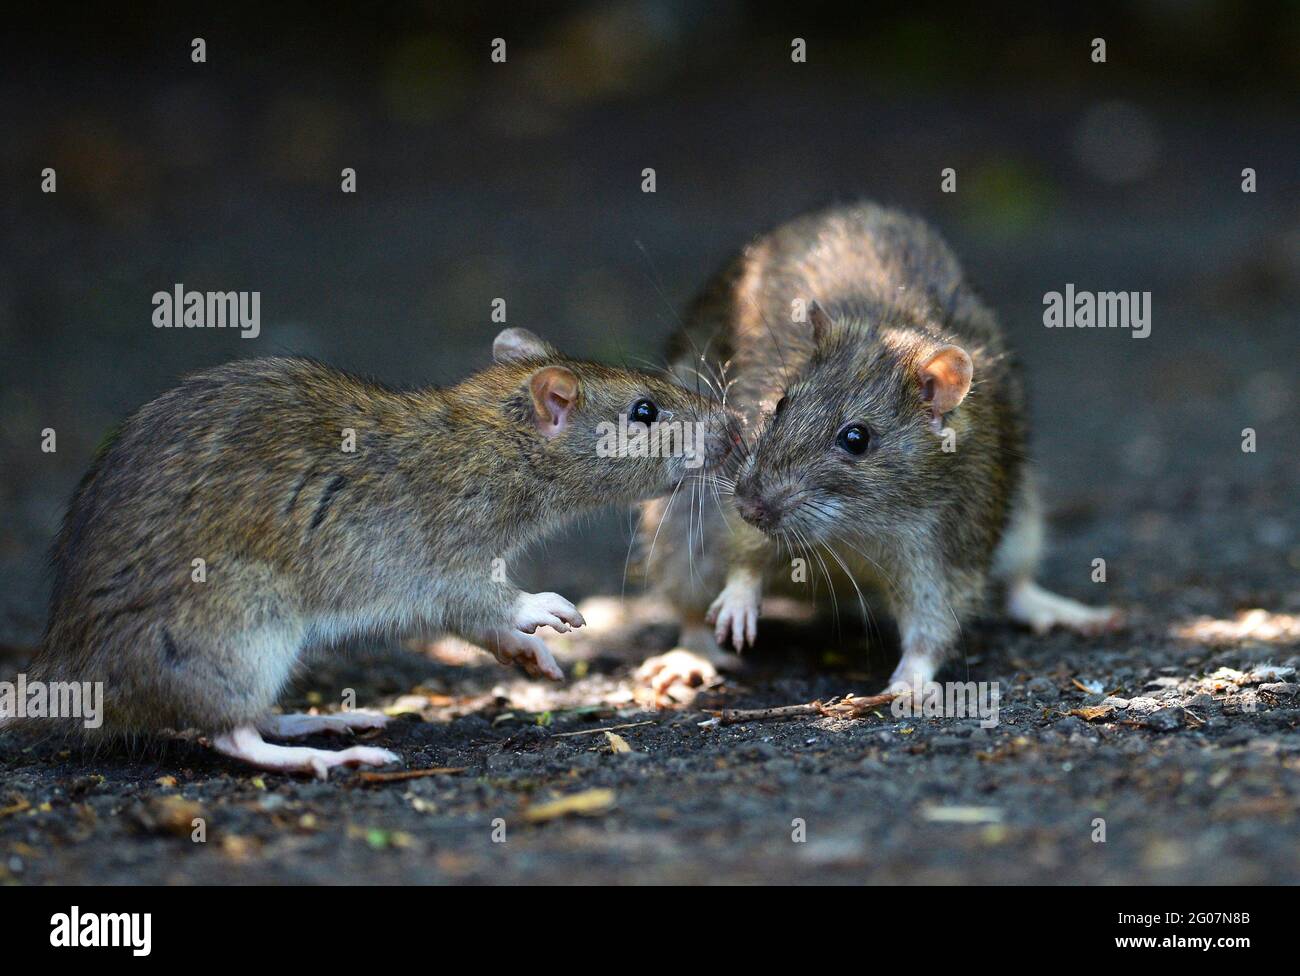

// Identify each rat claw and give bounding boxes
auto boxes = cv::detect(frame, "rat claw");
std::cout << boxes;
[482,628,564,681]
[707,579,762,653]
[513,591,583,635]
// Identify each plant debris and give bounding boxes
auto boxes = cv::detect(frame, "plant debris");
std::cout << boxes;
[703,692,898,726]
[524,788,617,822]
[604,731,633,753]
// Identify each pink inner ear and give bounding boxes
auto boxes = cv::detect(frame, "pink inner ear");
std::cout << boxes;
[538,391,573,438]
[919,345,972,416]
[529,365,579,439]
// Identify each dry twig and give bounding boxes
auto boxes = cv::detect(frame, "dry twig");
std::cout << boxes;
[551,721,655,738]
[705,692,898,726]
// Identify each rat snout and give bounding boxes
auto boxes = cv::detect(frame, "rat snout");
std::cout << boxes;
[734,479,792,533]
[734,493,777,531]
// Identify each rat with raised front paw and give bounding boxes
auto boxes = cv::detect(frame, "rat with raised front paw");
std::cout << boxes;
[17,328,734,775]
[639,202,1121,695]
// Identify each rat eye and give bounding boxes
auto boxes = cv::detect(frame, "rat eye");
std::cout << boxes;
[629,398,659,426]
[836,424,871,456]
[774,396,789,418]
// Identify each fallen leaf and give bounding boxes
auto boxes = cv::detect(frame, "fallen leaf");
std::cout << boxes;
[604,731,633,753]
[0,795,31,818]
[524,788,616,823]
[1066,704,1116,722]
[384,694,433,716]
[132,795,202,837]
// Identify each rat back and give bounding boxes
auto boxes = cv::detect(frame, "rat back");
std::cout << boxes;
[670,202,1017,427]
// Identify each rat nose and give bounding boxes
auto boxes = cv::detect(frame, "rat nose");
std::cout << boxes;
[735,489,781,531]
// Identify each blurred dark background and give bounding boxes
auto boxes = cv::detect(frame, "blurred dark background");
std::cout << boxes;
[2,1,1297,644]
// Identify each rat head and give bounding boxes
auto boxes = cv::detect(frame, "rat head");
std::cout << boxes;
[492,328,738,505]
[733,302,973,543]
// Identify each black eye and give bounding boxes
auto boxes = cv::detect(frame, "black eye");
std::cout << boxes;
[774,396,789,417]
[836,424,871,455]
[629,398,659,425]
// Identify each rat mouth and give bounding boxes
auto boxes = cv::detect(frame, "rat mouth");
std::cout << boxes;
[735,485,841,542]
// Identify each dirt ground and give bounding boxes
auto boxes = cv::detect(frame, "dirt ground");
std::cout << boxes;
[2,9,1298,885]
[3,547,1298,885]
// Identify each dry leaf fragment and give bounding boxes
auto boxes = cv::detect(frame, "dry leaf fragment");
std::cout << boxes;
[133,795,202,837]
[524,788,616,822]
[604,731,633,753]
[0,795,31,818]
[1065,704,1115,722]
[384,695,433,716]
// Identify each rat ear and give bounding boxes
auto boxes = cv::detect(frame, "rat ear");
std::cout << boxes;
[808,301,833,345]
[494,328,555,363]
[918,344,973,417]
[529,366,579,439]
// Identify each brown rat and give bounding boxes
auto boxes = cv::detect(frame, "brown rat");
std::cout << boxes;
[639,202,1120,694]
[19,327,733,775]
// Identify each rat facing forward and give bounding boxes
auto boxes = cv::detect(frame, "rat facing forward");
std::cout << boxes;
[642,202,1120,693]
[22,328,733,775]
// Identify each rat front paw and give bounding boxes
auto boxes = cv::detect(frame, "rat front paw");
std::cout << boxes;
[483,628,564,681]
[513,591,586,635]
[706,582,760,651]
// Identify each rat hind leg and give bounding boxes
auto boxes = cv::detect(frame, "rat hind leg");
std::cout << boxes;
[994,473,1123,636]
[1006,579,1123,636]
[213,726,398,779]
[257,711,390,737]
[206,633,398,778]
[166,614,398,776]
